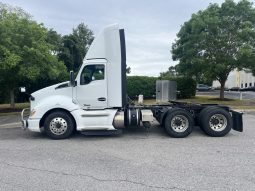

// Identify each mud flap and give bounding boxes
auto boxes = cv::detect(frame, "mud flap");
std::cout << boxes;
[231,110,243,132]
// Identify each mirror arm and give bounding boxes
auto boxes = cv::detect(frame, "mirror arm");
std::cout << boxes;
[70,71,75,87]
[24,92,35,101]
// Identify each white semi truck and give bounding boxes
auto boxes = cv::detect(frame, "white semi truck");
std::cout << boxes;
[21,24,243,139]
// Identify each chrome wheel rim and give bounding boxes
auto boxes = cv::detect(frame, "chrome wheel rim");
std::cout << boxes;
[49,117,68,135]
[171,115,189,132]
[209,114,227,132]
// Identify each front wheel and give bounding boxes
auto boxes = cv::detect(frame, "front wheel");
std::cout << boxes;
[164,108,194,138]
[44,111,75,139]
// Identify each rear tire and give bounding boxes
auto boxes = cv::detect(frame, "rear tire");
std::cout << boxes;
[199,107,232,137]
[198,106,218,132]
[44,111,75,139]
[164,108,194,138]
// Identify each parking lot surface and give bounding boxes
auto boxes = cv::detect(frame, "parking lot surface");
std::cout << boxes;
[196,90,255,100]
[0,114,255,191]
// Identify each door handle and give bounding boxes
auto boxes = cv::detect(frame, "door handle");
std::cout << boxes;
[98,97,106,101]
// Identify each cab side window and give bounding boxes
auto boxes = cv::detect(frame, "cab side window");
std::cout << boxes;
[80,65,105,85]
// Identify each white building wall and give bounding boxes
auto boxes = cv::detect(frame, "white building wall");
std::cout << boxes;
[212,69,255,89]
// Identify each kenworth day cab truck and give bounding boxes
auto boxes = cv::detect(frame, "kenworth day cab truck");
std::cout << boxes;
[21,24,243,139]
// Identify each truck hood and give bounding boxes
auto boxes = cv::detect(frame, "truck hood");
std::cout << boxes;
[32,81,70,97]
[30,81,71,109]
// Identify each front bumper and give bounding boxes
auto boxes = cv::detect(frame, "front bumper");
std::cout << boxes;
[21,108,41,132]
[21,108,29,130]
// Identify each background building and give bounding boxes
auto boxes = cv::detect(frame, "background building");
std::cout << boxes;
[212,69,255,89]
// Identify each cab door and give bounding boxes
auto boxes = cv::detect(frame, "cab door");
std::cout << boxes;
[76,64,107,109]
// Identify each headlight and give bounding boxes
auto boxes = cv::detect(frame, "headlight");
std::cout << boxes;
[29,109,36,117]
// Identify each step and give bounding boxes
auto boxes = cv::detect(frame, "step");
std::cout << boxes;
[81,129,122,136]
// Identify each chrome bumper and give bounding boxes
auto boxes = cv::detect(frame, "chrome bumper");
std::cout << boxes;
[21,108,30,130]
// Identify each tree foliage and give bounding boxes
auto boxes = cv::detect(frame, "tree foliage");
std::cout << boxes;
[159,66,177,79]
[126,66,131,74]
[0,2,96,106]
[0,3,67,107]
[160,75,196,99]
[58,23,94,72]
[127,75,196,100]
[46,29,62,55]
[172,0,255,99]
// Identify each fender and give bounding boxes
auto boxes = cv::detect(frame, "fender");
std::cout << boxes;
[30,95,79,120]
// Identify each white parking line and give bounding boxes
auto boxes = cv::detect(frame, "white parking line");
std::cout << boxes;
[0,122,21,128]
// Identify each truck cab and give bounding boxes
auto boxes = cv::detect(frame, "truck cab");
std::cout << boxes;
[21,24,129,138]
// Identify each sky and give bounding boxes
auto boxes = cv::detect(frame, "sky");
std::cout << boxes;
[1,0,234,76]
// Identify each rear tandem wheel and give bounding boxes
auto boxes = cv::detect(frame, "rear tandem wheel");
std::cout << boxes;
[199,107,232,137]
[164,108,194,138]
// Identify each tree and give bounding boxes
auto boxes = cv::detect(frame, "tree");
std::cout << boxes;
[126,66,131,74]
[73,23,94,63]
[159,66,177,79]
[58,35,77,71]
[58,23,94,72]
[0,3,67,108]
[172,0,255,99]
[46,29,62,55]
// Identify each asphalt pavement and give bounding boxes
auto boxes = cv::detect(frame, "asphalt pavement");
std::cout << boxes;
[0,114,21,128]
[196,90,255,100]
[0,114,255,191]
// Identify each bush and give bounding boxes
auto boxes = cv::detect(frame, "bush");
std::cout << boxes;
[161,77,196,99]
[127,76,157,99]
[175,77,196,98]
[127,76,196,100]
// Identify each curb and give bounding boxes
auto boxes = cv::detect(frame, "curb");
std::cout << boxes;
[0,112,21,117]
[0,122,21,129]
[235,109,255,112]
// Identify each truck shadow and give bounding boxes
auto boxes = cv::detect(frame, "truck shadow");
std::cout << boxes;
[0,125,236,141]
[69,125,210,140]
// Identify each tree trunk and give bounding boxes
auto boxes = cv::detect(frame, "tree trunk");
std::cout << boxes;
[10,89,15,109]
[219,81,226,100]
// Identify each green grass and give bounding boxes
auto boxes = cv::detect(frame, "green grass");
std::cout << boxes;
[0,102,30,115]
[140,96,255,110]
[0,102,30,109]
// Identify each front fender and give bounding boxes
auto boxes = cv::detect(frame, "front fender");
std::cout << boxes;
[30,95,79,119]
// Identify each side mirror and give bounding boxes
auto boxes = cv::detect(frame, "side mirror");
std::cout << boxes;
[19,87,35,100]
[70,71,75,86]
[19,87,26,93]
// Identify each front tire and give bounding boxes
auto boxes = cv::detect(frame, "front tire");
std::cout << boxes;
[44,111,75,139]
[164,108,194,138]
